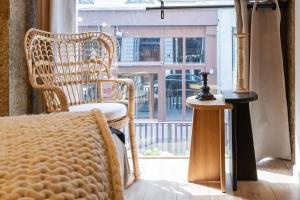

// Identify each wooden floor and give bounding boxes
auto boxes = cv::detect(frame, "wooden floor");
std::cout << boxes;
[125,158,300,200]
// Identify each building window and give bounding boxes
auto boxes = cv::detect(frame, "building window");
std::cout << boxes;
[119,73,158,119]
[118,38,160,62]
[82,40,104,61]
[185,37,205,63]
[165,70,183,120]
[164,38,183,64]
[185,69,202,119]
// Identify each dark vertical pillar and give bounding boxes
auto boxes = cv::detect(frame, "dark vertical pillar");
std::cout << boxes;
[235,103,257,180]
[231,105,237,190]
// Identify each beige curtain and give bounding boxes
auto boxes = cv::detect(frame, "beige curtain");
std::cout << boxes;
[34,0,76,113]
[249,0,291,160]
[36,0,76,33]
[235,0,291,161]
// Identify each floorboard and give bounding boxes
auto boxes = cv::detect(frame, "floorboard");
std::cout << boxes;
[125,158,299,200]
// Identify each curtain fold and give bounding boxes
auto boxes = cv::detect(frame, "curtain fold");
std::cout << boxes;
[50,0,76,33]
[249,0,291,160]
[36,0,76,33]
[235,0,291,160]
[36,0,51,31]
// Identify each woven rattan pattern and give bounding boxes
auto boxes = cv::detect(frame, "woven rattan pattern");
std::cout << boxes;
[0,110,123,200]
[24,29,140,182]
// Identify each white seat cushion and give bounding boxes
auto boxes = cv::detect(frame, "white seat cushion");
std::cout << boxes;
[69,103,127,121]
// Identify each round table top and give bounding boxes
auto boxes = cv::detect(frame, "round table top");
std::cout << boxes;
[222,91,258,104]
[186,95,233,110]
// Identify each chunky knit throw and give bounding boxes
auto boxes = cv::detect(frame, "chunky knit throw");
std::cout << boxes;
[0,110,123,200]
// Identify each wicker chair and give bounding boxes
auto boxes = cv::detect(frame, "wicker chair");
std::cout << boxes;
[24,28,140,185]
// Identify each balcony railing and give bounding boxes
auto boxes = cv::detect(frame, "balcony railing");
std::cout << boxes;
[123,121,192,157]
[123,116,230,158]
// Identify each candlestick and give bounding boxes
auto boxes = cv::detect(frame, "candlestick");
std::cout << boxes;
[196,72,216,101]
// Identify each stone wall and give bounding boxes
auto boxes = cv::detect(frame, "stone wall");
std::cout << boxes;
[0,0,34,116]
[9,0,34,115]
[0,0,10,116]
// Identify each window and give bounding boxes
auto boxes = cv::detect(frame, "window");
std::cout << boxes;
[185,69,202,119]
[166,70,183,120]
[82,40,104,61]
[186,38,205,63]
[164,38,183,63]
[119,73,158,119]
[118,38,160,62]
[76,0,236,156]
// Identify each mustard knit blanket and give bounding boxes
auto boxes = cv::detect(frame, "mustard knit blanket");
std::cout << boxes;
[0,110,123,200]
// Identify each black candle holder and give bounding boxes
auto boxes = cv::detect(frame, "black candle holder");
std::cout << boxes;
[196,72,216,101]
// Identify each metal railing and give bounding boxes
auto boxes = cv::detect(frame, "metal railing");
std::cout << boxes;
[123,117,231,158]
[123,121,192,157]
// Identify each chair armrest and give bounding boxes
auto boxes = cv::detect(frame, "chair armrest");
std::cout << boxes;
[32,84,68,112]
[98,78,135,119]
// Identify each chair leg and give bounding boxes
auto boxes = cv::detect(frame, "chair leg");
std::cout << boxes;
[129,119,140,179]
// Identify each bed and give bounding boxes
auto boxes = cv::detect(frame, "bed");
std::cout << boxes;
[0,110,127,200]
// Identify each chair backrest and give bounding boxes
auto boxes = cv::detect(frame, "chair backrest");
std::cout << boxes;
[24,29,116,108]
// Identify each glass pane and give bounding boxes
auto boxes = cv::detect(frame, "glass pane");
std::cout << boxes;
[164,38,183,63]
[118,38,134,62]
[185,69,202,120]
[118,73,158,119]
[166,70,182,120]
[186,38,205,63]
[139,38,160,61]
[118,38,160,62]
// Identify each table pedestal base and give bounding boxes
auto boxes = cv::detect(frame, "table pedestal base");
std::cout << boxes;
[232,103,257,190]
[188,109,226,193]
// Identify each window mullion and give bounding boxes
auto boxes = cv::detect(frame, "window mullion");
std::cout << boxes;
[183,37,186,65]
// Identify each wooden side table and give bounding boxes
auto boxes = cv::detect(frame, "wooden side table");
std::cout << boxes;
[186,95,232,193]
[222,91,258,191]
